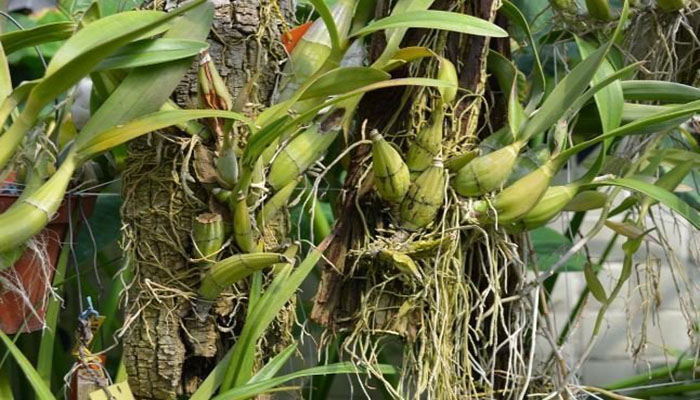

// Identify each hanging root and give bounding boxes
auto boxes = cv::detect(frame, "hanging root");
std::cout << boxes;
[0,233,56,333]
[315,170,536,399]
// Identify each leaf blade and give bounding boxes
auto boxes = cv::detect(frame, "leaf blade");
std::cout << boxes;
[248,344,297,384]
[352,10,508,39]
[215,363,398,400]
[299,66,391,100]
[575,36,623,133]
[0,21,76,55]
[75,109,250,159]
[94,38,209,71]
[597,178,700,229]
[0,331,55,400]
[517,1,629,142]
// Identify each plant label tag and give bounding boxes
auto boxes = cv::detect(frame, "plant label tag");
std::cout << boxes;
[89,382,135,400]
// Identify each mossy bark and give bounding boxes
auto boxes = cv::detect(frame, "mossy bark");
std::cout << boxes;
[310,1,526,398]
[121,1,290,398]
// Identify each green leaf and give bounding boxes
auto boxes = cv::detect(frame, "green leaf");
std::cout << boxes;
[80,1,103,25]
[508,81,526,139]
[215,363,398,400]
[299,67,391,100]
[530,227,586,272]
[373,0,434,67]
[94,38,209,71]
[0,0,206,171]
[596,178,700,229]
[307,0,341,58]
[500,0,546,111]
[0,363,12,400]
[584,263,607,303]
[560,99,700,162]
[0,331,55,400]
[569,62,643,118]
[647,148,700,167]
[621,80,700,103]
[383,46,434,71]
[352,10,508,39]
[0,80,38,127]
[190,346,235,400]
[248,344,297,384]
[0,43,11,104]
[75,109,251,159]
[45,9,177,76]
[73,1,214,146]
[98,0,147,16]
[517,1,629,142]
[575,37,623,133]
[351,0,378,34]
[487,50,525,137]
[621,103,668,122]
[221,245,327,390]
[0,21,76,55]
[620,103,699,134]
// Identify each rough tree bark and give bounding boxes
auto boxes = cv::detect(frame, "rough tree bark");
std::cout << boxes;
[121,1,290,398]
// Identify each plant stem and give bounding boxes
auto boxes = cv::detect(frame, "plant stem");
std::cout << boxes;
[604,358,699,390]
[624,381,700,398]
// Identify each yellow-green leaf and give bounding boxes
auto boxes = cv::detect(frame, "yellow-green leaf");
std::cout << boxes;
[0,21,75,55]
[75,109,250,159]
[604,220,646,239]
[575,37,623,133]
[299,66,391,100]
[0,330,55,400]
[0,0,206,171]
[598,177,700,230]
[94,38,209,71]
[621,80,700,103]
[352,10,508,39]
[584,263,607,303]
[74,1,214,146]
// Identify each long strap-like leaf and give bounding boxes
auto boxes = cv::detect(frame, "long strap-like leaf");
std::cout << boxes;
[593,178,700,230]
[0,331,55,400]
[353,10,508,39]
[75,109,250,160]
[214,363,398,400]
[0,0,206,171]
[220,240,331,390]
[516,1,629,143]
[0,21,76,55]
[74,1,214,146]
[500,0,546,112]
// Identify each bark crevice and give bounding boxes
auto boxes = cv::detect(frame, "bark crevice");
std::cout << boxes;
[121,1,292,398]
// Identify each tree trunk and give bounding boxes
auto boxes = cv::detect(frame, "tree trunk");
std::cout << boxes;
[121,1,290,398]
[311,1,530,398]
